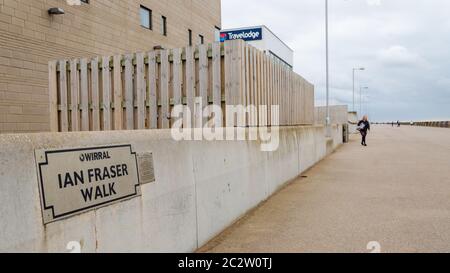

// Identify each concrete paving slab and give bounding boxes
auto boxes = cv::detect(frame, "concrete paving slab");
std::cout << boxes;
[198,125,450,253]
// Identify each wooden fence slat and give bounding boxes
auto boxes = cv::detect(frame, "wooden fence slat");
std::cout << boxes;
[277,61,281,126]
[252,46,258,127]
[160,50,170,129]
[287,70,290,125]
[224,41,233,127]
[48,61,58,132]
[301,78,306,124]
[58,60,68,132]
[244,44,251,126]
[281,64,284,126]
[301,77,304,125]
[247,46,253,126]
[136,52,146,129]
[237,40,246,127]
[91,57,100,131]
[262,53,268,126]
[266,56,271,127]
[285,67,288,125]
[289,69,292,124]
[284,66,287,125]
[198,44,208,128]
[295,76,298,124]
[273,60,276,126]
[70,59,79,131]
[185,46,195,128]
[295,76,299,125]
[268,56,273,126]
[264,53,268,126]
[172,48,182,107]
[288,70,292,125]
[102,56,112,130]
[309,83,315,124]
[113,55,123,130]
[277,62,281,125]
[257,50,262,126]
[124,54,134,130]
[212,42,222,127]
[272,58,276,125]
[80,58,89,131]
[148,51,158,129]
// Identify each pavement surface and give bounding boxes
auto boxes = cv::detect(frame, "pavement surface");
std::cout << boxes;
[198,125,450,253]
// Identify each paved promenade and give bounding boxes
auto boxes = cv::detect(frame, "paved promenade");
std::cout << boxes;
[199,126,450,253]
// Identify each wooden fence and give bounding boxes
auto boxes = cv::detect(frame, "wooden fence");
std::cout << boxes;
[48,40,314,132]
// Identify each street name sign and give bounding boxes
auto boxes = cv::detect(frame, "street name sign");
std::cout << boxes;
[35,144,141,224]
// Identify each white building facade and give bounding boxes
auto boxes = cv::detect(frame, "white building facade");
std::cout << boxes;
[220,25,294,69]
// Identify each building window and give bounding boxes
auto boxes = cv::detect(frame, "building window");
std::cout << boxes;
[140,6,152,30]
[161,16,167,36]
[188,29,192,46]
[199,34,204,45]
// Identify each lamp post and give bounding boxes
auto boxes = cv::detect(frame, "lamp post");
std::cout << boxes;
[360,86,368,117]
[325,0,330,135]
[365,94,371,118]
[353,67,365,112]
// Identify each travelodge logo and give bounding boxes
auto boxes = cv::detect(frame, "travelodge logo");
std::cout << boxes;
[220,28,263,42]
[220,32,228,42]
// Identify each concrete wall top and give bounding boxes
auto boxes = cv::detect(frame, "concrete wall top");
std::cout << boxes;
[314,105,349,125]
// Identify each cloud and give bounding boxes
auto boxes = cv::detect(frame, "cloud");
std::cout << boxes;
[222,0,450,121]
[377,46,426,67]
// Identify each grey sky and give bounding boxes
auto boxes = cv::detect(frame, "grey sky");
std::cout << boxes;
[222,0,450,121]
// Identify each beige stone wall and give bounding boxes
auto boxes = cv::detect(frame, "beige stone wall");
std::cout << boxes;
[0,0,221,133]
[314,105,349,125]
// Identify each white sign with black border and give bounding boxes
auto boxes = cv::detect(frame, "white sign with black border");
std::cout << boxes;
[35,144,141,225]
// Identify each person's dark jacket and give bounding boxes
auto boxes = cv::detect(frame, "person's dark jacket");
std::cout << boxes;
[357,120,371,133]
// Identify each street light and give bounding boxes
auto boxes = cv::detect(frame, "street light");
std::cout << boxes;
[360,86,368,117]
[365,94,371,118]
[325,0,330,134]
[353,67,365,112]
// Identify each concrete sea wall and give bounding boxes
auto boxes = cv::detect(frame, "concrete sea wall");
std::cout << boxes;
[348,112,359,134]
[314,106,349,125]
[0,125,342,252]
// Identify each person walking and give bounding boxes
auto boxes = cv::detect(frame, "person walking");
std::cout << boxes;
[357,115,371,146]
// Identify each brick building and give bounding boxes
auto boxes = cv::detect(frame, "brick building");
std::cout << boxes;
[0,0,222,133]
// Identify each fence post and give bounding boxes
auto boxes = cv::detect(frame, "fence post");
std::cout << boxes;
[80,58,89,131]
[48,61,58,132]
[59,60,68,132]
[113,55,123,130]
[212,42,222,127]
[102,56,112,131]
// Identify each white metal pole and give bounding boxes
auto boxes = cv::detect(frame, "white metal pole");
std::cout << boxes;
[360,86,368,118]
[360,86,362,116]
[325,0,330,134]
[352,69,355,112]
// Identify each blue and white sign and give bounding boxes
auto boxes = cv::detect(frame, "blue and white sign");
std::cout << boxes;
[220,28,263,42]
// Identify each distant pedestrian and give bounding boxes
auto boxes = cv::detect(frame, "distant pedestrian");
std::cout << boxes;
[392,122,394,127]
[397,120,401,127]
[357,116,371,147]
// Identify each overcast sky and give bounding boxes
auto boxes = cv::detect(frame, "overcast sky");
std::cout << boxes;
[222,0,450,122]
